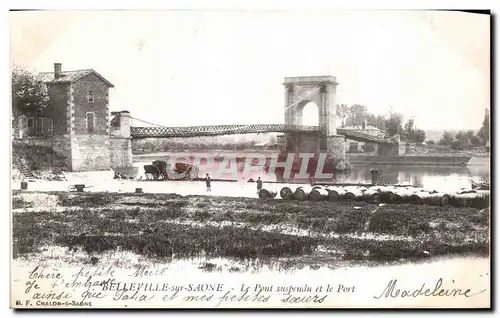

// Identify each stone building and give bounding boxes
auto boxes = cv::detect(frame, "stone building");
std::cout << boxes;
[14,63,132,172]
[342,125,384,153]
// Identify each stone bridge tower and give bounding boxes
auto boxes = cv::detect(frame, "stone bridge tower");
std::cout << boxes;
[283,75,347,170]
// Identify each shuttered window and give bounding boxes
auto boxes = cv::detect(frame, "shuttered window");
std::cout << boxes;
[36,118,44,134]
[87,112,95,133]
[47,119,53,136]
[27,118,34,128]
[19,117,53,137]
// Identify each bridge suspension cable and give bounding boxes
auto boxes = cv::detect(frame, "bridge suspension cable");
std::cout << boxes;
[284,85,321,111]
[129,85,320,131]
[130,116,257,134]
[130,116,168,128]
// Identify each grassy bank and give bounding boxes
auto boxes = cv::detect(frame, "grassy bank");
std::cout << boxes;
[12,191,489,267]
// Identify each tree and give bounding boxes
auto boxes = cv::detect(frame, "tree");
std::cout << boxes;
[414,129,426,144]
[477,108,490,144]
[454,131,471,149]
[455,131,465,140]
[439,131,454,146]
[12,65,49,114]
[403,118,415,141]
[143,141,155,151]
[376,115,386,131]
[466,130,476,140]
[470,135,482,146]
[365,113,376,127]
[385,112,403,137]
[451,134,470,150]
[348,104,368,127]
[464,130,482,146]
[336,104,349,127]
[451,139,463,150]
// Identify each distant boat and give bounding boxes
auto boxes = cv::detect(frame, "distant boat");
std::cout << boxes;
[471,179,490,190]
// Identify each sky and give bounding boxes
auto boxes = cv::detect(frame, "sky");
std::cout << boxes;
[10,10,490,130]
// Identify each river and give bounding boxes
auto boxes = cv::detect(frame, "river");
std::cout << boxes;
[132,152,489,193]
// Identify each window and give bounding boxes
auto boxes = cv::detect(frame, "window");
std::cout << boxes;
[47,120,53,136]
[27,118,34,128]
[88,91,95,103]
[18,116,26,130]
[36,118,44,135]
[86,112,95,133]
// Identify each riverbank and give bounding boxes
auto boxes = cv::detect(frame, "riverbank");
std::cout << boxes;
[12,191,489,268]
[347,154,472,166]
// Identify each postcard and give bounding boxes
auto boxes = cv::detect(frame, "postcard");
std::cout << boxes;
[10,9,491,309]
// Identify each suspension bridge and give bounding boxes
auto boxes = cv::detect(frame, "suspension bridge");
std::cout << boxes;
[106,75,402,173]
[128,118,398,145]
[125,75,398,145]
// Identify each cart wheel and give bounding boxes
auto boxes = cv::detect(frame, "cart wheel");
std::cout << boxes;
[152,166,161,180]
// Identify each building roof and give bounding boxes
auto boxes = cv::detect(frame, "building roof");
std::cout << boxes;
[39,69,114,87]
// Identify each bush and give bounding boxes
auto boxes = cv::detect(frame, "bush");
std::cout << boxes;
[59,193,115,207]
[333,209,369,233]
[451,140,464,150]
[11,192,490,264]
[368,209,407,234]
[408,222,432,236]
[13,142,68,171]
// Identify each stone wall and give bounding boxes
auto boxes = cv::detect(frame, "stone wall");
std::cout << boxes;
[296,134,321,153]
[70,134,111,171]
[402,142,412,155]
[377,143,399,156]
[13,138,69,171]
[52,135,72,169]
[72,73,109,135]
[19,137,53,148]
[44,83,70,135]
[14,134,134,172]
[109,137,133,171]
[64,73,113,171]
[327,135,348,170]
[14,133,134,172]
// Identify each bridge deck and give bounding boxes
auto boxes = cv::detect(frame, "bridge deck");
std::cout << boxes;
[130,124,396,144]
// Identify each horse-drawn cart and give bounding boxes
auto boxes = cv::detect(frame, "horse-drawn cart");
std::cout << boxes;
[143,160,198,181]
[143,160,169,180]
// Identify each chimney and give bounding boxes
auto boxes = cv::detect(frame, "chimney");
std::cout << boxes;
[54,63,62,79]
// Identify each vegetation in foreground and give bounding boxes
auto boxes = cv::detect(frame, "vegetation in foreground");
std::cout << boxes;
[12,191,489,267]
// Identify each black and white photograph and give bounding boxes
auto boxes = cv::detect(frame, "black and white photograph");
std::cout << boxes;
[9,9,491,309]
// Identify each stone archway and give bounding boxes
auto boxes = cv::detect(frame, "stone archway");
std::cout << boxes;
[283,75,347,170]
[297,100,320,126]
[284,75,339,136]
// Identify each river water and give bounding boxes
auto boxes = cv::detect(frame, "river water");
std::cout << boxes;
[132,153,489,193]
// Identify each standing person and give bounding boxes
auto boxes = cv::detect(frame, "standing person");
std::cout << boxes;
[256,177,263,192]
[205,173,211,192]
[309,173,316,185]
